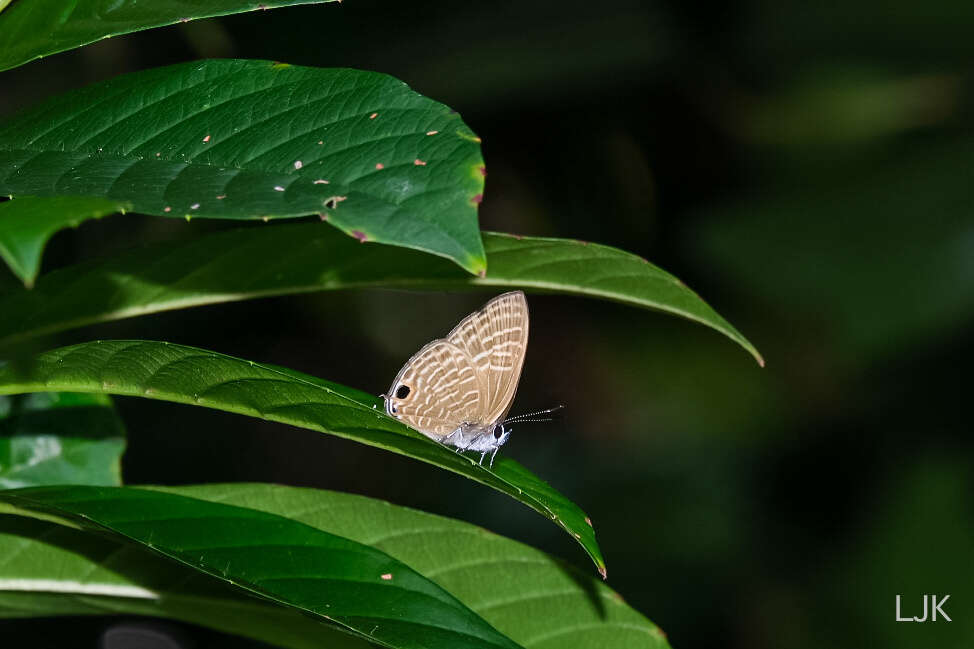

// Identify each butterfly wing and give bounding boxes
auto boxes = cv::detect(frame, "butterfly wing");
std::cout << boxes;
[446,291,529,425]
[385,340,486,438]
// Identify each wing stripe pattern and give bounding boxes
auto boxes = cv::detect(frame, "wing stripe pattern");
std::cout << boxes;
[384,291,529,442]
[386,340,485,438]
[446,291,529,424]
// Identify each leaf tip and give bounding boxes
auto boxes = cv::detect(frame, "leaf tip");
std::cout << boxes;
[465,254,487,277]
[456,129,482,143]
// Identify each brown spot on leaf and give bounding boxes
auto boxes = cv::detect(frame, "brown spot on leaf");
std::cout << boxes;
[380,573,393,580]
[585,516,592,526]
[375,163,384,170]
[414,159,427,166]
[478,166,487,177]
[370,112,378,119]
[352,230,368,242]
[471,193,483,205]
[202,135,211,143]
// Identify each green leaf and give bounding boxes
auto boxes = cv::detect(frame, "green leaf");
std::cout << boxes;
[0,1,337,73]
[0,341,606,574]
[0,483,670,649]
[0,392,125,489]
[0,516,369,649]
[0,196,129,287]
[0,224,762,365]
[0,59,487,274]
[0,484,668,649]
[0,485,522,649]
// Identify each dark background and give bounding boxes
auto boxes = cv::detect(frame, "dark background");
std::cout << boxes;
[3,1,974,647]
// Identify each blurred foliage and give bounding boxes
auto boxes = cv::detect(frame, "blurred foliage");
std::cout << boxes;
[2,0,972,647]
[0,392,125,488]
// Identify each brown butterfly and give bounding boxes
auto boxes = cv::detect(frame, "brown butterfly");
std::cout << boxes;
[384,291,556,467]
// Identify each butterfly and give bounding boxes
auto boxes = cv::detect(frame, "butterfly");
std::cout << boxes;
[384,291,556,467]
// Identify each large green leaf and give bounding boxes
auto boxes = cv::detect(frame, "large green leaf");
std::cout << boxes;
[0,341,606,574]
[0,392,124,489]
[0,224,762,364]
[0,486,522,649]
[0,483,670,648]
[0,196,129,287]
[0,59,487,274]
[0,1,336,73]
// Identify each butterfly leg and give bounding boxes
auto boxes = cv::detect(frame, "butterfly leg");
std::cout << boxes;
[445,428,469,446]
[478,451,487,465]
[489,447,499,468]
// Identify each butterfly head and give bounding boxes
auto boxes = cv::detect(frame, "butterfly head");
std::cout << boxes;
[491,422,511,448]
[461,421,511,455]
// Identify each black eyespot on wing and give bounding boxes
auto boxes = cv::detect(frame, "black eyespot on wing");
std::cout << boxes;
[395,385,411,399]
[391,405,397,413]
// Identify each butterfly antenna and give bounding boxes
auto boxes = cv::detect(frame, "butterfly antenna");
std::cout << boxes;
[505,417,556,424]
[503,405,564,424]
